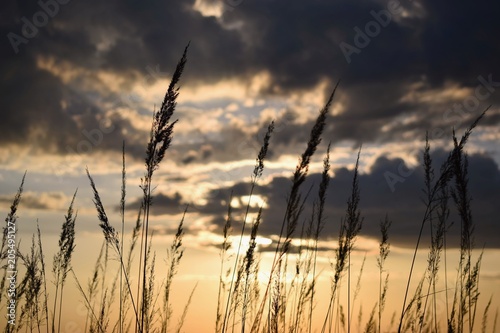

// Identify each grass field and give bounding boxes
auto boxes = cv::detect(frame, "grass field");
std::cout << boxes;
[1,47,497,333]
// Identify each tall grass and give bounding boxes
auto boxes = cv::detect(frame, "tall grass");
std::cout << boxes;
[221,120,274,333]
[52,189,78,333]
[1,172,25,333]
[1,51,497,333]
[321,147,363,333]
[377,215,391,333]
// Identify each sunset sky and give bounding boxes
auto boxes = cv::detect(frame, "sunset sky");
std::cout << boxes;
[1,0,500,332]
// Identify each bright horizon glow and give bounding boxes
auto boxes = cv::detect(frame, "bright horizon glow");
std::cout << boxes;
[8,228,499,332]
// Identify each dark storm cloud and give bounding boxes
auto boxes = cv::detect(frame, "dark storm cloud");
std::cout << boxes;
[419,0,500,87]
[1,1,91,150]
[124,192,186,216]
[0,191,66,211]
[220,0,418,89]
[1,0,499,158]
[0,0,242,156]
[217,0,500,146]
[148,150,500,250]
[218,0,500,93]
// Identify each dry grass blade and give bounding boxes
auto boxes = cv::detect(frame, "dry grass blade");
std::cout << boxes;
[223,121,275,333]
[161,207,187,333]
[0,171,26,322]
[120,141,126,333]
[144,43,189,179]
[481,296,493,333]
[254,121,275,179]
[378,215,391,333]
[53,189,78,282]
[241,207,263,332]
[274,89,335,326]
[216,192,233,333]
[251,83,339,333]
[309,144,331,333]
[36,221,50,333]
[398,107,488,333]
[492,308,498,333]
[87,168,119,248]
[86,167,140,330]
[17,235,43,332]
[1,171,26,260]
[322,146,363,333]
[52,189,78,333]
[285,84,338,250]
[175,282,198,333]
[141,44,189,332]
[70,268,105,333]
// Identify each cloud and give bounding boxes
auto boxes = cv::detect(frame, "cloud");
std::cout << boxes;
[418,0,500,87]
[124,192,186,216]
[143,150,500,249]
[1,0,500,231]
[0,191,72,211]
[1,0,499,170]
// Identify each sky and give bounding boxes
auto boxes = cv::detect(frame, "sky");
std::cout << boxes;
[1,0,500,332]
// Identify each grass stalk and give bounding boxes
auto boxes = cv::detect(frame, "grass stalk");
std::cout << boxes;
[241,207,262,333]
[1,172,26,330]
[161,208,187,333]
[70,269,105,333]
[175,282,198,333]
[252,82,338,333]
[36,221,49,333]
[309,143,331,333]
[397,108,488,333]
[492,308,498,333]
[52,189,77,333]
[139,44,188,333]
[120,141,126,333]
[216,192,233,333]
[349,253,366,329]
[86,168,140,331]
[222,121,274,333]
[481,296,492,333]
[322,146,363,333]
[377,215,391,333]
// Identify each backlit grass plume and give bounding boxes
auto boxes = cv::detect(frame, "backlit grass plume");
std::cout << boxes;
[0,171,26,327]
[52,189,77,333]
[86,167,140,331]
[252,82,339,333]
[322,147,363,333]
[139,44,189,332]
[222,120,275,333]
